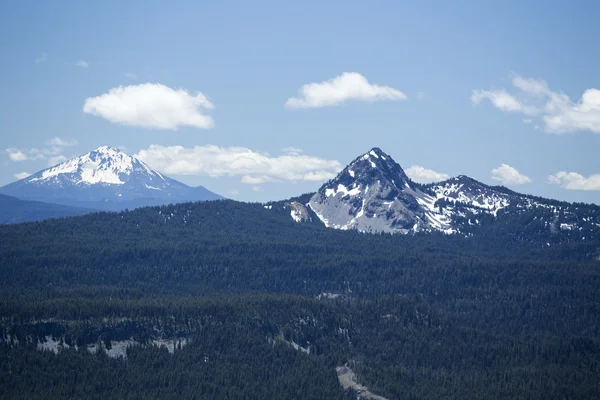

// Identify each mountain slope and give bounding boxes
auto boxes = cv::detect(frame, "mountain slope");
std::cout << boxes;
[0,146,222,210]
[307,147,454,233]
[0,193,94,224]
[276,147,600,243]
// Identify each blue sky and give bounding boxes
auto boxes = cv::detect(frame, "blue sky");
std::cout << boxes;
[1,0,600,203]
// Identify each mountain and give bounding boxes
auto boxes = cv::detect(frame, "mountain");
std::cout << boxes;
[0,146,223,211]
[0,193,94,224]
[272,147,600,243]
[307,147,454,233]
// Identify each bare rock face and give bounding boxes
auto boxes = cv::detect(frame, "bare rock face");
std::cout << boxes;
[308,148,454,234]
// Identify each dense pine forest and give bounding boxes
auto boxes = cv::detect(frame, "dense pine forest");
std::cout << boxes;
[1,199,600,399]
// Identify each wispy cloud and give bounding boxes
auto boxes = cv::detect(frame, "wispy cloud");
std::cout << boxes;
[75,60,89,68]
[14,172,31,180]
[35,52,48,64]
[83,83,215,129]
[135,144,342,184]
[285,72,407,109]
[6,149,29,161]
[491,164,531,185]
[473,74,600,134]
[6,137,77,165]
[47,155,68,166]
[280,147,303,156]
[405,165,449,183]
[45,137,78,147]
[549,171,600,190]
[125,73,137,79]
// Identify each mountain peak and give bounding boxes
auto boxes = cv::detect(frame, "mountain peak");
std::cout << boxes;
[93,145,123,154]
[0,145,222,210]
[366,147,387,157]
[308,147,451,233]
[338,147,413,191]
[30,146,150,186]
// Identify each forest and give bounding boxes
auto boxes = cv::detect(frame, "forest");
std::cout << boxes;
[1,199,600,399]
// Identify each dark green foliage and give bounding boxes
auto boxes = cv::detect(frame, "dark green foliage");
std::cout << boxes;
[1,199,600,398]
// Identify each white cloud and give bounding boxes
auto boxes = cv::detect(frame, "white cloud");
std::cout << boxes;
[251,186,263,192]
[471,89,523,112]
[6,149,28,161]
[45,137,78,147]
[491,164,531,185]
[135,144,342,184]
[280,147,303,155]
[228,188,240,196]
[473,74,600,134]
[6,138,77,164]
[548,171,600,191]
[14,172,31,180]
[35,52,48,64]
[75,60,89,68]
[416,92,426,100]
[285,72,407,109]
[48,155,67,166]
[405,165,449,183]
[241,175,274,184]
[83,83,215,130]
[125,73,137,79]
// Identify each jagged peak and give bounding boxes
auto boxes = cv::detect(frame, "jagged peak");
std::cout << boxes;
[317,147,417,199]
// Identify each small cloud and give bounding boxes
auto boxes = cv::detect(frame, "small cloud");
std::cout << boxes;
[6,140,75,164]
[473,74,600,134]
[35,52,48,64]
[6,149,28,161]
[251,186,263,192]
[491,164,531,185]
[75,60,89,68]
[48,155,67,166]
[471,89,524,112]
[416,92,426,100]
[125,73,137,79]
[14,172,31,180]
[405,165,449,184]
[45,137,78,147]
[285,72,407,109]
[228,188,240,196]
[83,83,215,130]
[548,171,600,191]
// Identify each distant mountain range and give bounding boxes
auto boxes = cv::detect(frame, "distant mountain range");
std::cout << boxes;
[268,147,600,244]
[2,146,599,244]
[0,146,222,221]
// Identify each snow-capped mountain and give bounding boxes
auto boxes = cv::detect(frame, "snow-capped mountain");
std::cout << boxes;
[0,146,222,210]
[307,148,454,233]
[274,147,600,242]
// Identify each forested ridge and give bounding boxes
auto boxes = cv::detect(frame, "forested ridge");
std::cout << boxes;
[1,199,599,399]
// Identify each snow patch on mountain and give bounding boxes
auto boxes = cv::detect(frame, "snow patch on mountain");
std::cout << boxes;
[0,145,222,210]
